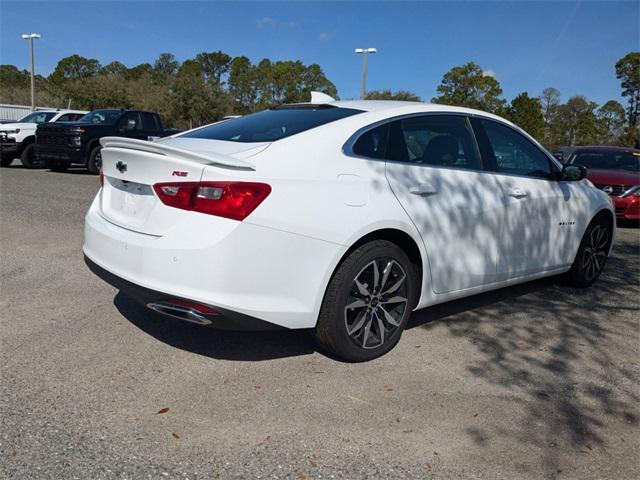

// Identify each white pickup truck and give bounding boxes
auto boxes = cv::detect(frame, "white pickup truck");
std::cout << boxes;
[0,109,87,168]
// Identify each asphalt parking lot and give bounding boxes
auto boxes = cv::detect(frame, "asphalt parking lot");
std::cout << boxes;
[1,165,639,479]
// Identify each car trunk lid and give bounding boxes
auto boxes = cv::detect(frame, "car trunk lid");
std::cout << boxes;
[99,137,263,235]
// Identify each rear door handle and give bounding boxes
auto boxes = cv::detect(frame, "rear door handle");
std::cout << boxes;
[507,187,528,199]
[409,184,438,197]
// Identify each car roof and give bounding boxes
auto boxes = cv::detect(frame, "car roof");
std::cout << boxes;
[571,145,640,153]
[311,100,512,127]
[30,110,87,115]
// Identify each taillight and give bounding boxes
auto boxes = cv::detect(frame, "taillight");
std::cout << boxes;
[99,169,104,187]
[153,181,271,221]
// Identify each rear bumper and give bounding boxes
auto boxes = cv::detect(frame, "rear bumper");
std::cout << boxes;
[85,255,281,330]
[83,194,345,329]
[613,195,640,220]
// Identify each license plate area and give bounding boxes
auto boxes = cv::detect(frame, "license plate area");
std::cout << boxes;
[103,178,158,228]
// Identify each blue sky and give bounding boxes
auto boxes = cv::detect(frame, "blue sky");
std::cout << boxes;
[1,1,638,105]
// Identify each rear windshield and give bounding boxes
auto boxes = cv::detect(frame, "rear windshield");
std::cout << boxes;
[571,151,640,172]
[182,105,363,143]
[19,112,56,124]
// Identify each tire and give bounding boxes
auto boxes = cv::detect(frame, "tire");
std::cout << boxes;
[87,146,102,174]
[0,156,13,167]
[314,240,417,362]
[20,144,43,169]
[49,161,69,172]
[565,215,612,287]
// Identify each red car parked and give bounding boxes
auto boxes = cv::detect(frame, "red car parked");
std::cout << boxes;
[568,146,640,221]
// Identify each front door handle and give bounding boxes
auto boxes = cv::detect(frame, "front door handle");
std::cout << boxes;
[507,187,528,199]
[409,184,438,197]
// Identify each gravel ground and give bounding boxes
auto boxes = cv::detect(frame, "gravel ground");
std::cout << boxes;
[1,165,639,479]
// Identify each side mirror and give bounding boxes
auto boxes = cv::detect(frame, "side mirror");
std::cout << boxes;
[561,164,587,181]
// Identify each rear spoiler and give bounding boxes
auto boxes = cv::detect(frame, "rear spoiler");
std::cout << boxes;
[100,137,255,170]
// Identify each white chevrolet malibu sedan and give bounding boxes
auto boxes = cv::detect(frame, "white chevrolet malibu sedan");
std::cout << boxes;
[84,96,614,361]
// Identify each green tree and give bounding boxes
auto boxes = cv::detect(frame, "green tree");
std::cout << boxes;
[153,53,179,77]
[48,55,101,84]
[228,56,258,113]
[615,52,640,146]
[102,61,127,76]
[505,92,544,140]
[556,96,598,146]
[195,51,231,85]
[0,64,30,88]
[302,64,338,99]
[615,52,640,126]
[124,63,153,81]
[596,100,626,145]
[431,62,506,113]
[540,87,561,147]
[365,89,421,101]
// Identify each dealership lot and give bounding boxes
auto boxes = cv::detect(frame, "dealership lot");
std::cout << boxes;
[1,167,638,479]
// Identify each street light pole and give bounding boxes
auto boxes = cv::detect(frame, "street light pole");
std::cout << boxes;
[355,48,376,100]
[21,33,41,111]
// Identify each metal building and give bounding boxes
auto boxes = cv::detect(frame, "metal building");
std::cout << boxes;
[0,104,55,123]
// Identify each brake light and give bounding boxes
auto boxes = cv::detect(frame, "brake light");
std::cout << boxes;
[153,181,271,221]
[99,169,104,187]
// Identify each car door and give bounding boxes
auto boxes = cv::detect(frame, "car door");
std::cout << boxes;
[383,115,505,293]
[472,117,576,278]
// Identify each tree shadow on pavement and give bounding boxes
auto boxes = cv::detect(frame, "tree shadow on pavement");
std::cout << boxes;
[114,292,316,361]
[409,233,639,476]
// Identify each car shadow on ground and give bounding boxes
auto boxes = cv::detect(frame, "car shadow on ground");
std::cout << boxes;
[409,233,639,476]
[114,292,317,361]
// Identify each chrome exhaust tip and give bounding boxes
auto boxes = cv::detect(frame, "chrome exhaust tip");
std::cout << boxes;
[146,302,214,326]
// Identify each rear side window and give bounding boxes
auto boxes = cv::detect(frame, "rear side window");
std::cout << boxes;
[119,112,142,130]
[352,123,389,159]
[141,112,159,131]
[480,119,553,179]
[182,106,362,143]
[386,115,481,170]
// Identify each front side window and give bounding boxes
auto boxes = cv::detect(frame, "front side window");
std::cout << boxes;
[182,105,362,143]
[385,115,481,170]
[55,114,74,122]
[480,119,553,179]
[78,109,122,125]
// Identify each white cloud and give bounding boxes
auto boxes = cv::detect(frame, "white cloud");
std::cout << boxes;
[319,31,335,41]
[483,69,497,78]
[257,17,276,28]
[257,17,298,29]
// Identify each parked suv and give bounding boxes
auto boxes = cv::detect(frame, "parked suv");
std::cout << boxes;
[0,110,87,168]
[35,109,178,174]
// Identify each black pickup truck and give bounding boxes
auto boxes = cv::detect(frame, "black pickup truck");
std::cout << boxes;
[35,109,179,174]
